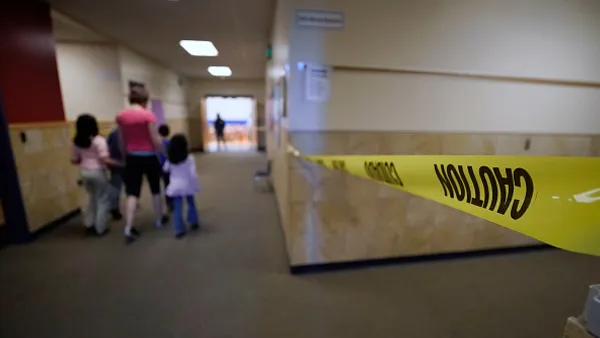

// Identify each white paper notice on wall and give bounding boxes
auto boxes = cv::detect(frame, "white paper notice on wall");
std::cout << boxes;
[296,10,344,30]
[305,64,332,102]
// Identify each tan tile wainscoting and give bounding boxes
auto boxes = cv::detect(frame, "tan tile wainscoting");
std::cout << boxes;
[8,117,192,234]
[9,122,81,232]
[278,131,599,267]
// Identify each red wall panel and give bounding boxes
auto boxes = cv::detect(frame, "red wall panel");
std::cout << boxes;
[0,0,65,124]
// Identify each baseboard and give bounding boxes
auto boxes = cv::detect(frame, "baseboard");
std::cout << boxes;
[31,208,81,240]
[289,244,553,275]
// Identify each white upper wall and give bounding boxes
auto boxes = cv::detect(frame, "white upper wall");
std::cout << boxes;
[118,47,188,119]
[291,0,600,81]
[284,0,600,134]
[56,43,123,121]
[53,11,190,121]
[323,71,600,134]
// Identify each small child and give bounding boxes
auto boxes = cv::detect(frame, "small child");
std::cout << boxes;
[163,134,200,238]
[71,114,121,236]
[158,124,174,212]
[106,127,124,220]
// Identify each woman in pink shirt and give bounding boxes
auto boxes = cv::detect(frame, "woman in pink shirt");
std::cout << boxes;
[72,114,121,236]
[116,86,168,244]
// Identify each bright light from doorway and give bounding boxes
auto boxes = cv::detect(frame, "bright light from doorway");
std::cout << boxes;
[179,40,218,56]
[208,66,232,77]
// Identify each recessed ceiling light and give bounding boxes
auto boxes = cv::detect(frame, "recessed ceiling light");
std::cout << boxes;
[208,66,232,77]
[179,40,218,57]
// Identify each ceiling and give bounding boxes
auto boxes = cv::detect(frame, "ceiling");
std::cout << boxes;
[52,11,109,42]
[48,0,275,79]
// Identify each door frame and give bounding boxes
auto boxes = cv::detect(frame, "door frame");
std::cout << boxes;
[200,94,257,151]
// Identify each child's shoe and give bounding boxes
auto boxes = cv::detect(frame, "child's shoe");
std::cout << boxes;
[190,223,199,231]
[96,228,110,237]
[155,215,170,228]
[110,209,123,220]
[85,226,96,236]
[175,231,186,239]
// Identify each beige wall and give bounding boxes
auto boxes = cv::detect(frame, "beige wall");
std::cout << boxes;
[56,42,191,158]
[292,69,600,133]
[118,47,189,120]
[289,0,600,81]
[287,131,600,265]
[54,12,191,125]
[283,0,600,133]
[269,0,600,266]
[56,43,123,121]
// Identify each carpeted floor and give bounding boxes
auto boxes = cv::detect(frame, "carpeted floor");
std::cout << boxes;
[0,152,598,338]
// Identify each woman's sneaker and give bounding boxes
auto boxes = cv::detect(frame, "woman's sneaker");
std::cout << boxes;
[125,234,136,245]
[125,227,141,245]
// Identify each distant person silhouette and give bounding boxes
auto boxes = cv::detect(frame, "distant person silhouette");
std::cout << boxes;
[214,114,226,151]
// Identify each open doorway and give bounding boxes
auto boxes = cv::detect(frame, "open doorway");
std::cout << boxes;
[203,96,256,152]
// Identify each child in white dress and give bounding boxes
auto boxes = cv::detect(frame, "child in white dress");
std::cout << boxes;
[163,134,201,238]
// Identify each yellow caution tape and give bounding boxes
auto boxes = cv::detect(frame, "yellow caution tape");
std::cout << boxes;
[288,145,600,256]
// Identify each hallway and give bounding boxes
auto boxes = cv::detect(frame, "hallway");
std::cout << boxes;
[0,153,599,338]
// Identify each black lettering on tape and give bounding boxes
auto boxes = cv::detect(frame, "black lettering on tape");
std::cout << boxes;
[434,164,454,198]
[467,166,484,207]
[511,168,534,220]
[384,163,395,183]
[364,161,403,186]
[447,165,466,202]
[332,160,346,172]
[493,167,514,216]
[434,164,535,220]
[479,166,498,211]
[388,162,404,186]
[458,166,472,204]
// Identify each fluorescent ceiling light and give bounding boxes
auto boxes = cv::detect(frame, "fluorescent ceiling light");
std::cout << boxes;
[208,66,232,77]
[179,40,218,56]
